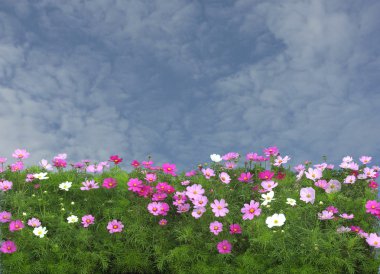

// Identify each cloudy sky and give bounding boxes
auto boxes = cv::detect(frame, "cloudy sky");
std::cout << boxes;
[0,0,379,171]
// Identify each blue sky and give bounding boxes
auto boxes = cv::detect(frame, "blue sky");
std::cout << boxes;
[0,0,380,171]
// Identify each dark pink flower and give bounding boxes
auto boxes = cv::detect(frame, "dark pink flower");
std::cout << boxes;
[127,178,143,192]
[217,240,232,254]
[109,155,123,165]
[131,160,140,168]
[238,172,253,183]
[263,146,279,157]
[9,220,24,232]
[365,200,380,215]
[230,224,242,234]
[0,211,12,223]
[1,240,17,253]
[102,178,117,189]
[162,163,177,176]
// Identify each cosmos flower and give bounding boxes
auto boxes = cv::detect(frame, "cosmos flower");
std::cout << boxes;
[162,163,177,176]
[263,146,279,157]
[109,155,123,165]
[219,172,231,184]
[366,233,380,248]
[300,187,315,204]
[222,152,239,161]
[238,172,253,183]
[186,184,205,200]
[33,172,49,180]
[9,220,24,232]
[0,241,17,253]
[261,180,278,191]
[359,156,372,165]
[59,181,72,191]
[39,159,53,171]
[107,220,124,233]
[0,211,12,223]
[241,200,261,220]
[0,180,12,192]
[210,199,229,217]
[67,215,78,223]
[325,180,341,193]
[318,210,334,220]
[33,226,48,238]
[259,170,275,180]
[209,221,223,235]
[128,178,143,192]
[80,180,99,191]
[81,215,95,228]
[210,154,222,162]
[145,173,157,183]
[229,224,242,234]
[261,191,275,206]
[217,240,232,254]
[286,198,296,206]
[102,178,117,189]
[202,168,215,179]
[266,213,286,228]
[27,218,41,227]
[273,155,290,167]
[305,168,323,181]
[191,207,206,219]
[12,149,30,159]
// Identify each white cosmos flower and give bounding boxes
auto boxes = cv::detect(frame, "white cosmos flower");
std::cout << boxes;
[59,181,72,191]
[67,215,78,223]
[261,191,275,206]
[33,226,48,238]
[286,198,297,206]
[33,172,49,180]
[266,213,286,228]
[210,154,222,163]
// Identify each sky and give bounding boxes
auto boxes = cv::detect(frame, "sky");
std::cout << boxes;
[0,0,380,172]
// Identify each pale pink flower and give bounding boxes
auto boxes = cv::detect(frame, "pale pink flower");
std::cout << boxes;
[241,200,261,220]
[344,175,356,184]
[366,233,380,248]
[222,152,239,161]
[360,156,372,165]
[81,215,95,227]
[80,180,99,191]
[39,159,53,171]
[325,180,341,193]
[294,164,305,172]
[0,180,12,192]
[225,161,237,169]
[210,199,229,217]
[273,155,290,166]
[261,180,278,191]
[191,207,206,219]
[219,172,231,184]
[186,184,205,200]
[145,173,157,183]
[209,221,223,235]
[318,210,334,220]
[342,156,353,163]
[263,146,279,156]
[300,187,315,204]
[107,220,124,233]
[27,218,41,227]
[12,149,30,159]
[305,168,322,181]
[202,168,215,179]
[192,195,208,208]
[0,211,12,223]
[339,213,354,219]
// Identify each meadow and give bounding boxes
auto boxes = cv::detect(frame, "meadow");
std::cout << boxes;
[0,148,379,273]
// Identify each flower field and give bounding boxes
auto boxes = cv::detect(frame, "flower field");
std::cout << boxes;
[0,148,380,273]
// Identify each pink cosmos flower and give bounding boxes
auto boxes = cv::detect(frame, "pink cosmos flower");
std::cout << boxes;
[193,195,208,208]
[181,180,190,186]
[217,240,232,254]
[241,200,261,220]
[53,158,67,168]
[318,210,334,220]
[344,175,356,184]
[351,226,363,233]
[294,164,305,172]
[225,161,237,169]
[210,199,229,217]
[165,185,175,194]
[314,163,328,171]
[337,226,351,233]
[0,240,17,254]
[365,200,380,215]
[127,178,143,192]
[259,170,274,180]
[186,184,205,200]
[109,155,123,165]
[202,168,215,179]
[102,178,117,189]
[173,192,188,206]
[26,174,35,182]
[360,156,372,165]
[177,203,191,213]
[325,180,341,193]
[339,213,354,219]
[81,215,95,228]
[156,182,169,193]
[159,219,167,226]
[261,180,278,191]
[152,192,167,201]
[209,221,223,235]
[222,152,239,161]
[366,233,380,248]
[142,160,153,168]
[27,218,41,227]
[39,159,53,171]
[145,173,157,183]
[162,163,177,176]
[9,220,24,232]
[219,172,231,184]
[230,224,242,234]
[326,206,339,214]
[107,220,124,233]
[148,202,162,216]
[369,181,378,189]
[0,180,12,192]
[305,168,322,181]
[0,157,7,164]
[11,161,23,172]
[137,185,153,198]
[131,160,140,168]
[246,152,258,161]
[185,170,197,177]
[263,146,279,156]
[273,155,290,166]
[159,202,170,216]
[300,187,315,204]
[191,207,206,219]
[80,180,99,191]
[86,164,103,173]
[315,179,328,190]
[0,211,12,223]
[12,149,30,160]
[238,172,253,183]
[363,167,377,179]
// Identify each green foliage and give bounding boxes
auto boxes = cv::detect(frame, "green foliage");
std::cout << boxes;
[1,163,380,273]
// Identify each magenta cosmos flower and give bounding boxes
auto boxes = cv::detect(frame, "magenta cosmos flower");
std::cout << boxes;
[107,220,124,233]
[12,149,30,160]
[1,240,17,254]
[246,152,258,161]
[159,219,167,226]
[217,240,232,254]
[0,211,11,223]
[82,215,95,228]
[238,172,253,183]
[27,218,41,227]
[102,178,117,189]
[0,180,12,192]
[80,180,99,191]
[241,200,261,220]
[365,200,380,215]
[109,155,123,165]
[222,152,239,161]
[263,146,279,156]
[162,163,176,175]
[10,161,23,172]
[130,160,140,168]
[9,220,24,232]
[230,224,242,234]
[202,168,215,179]
[219,172,231,184]
[259,170,274,180]
[127,178,143,192]
[300,187,315,204]
[209,221,223,235]
[210,199,229,217]
[369,181,379,189]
